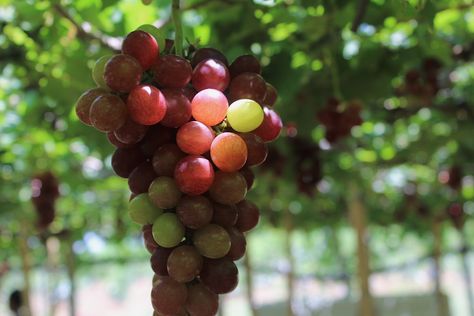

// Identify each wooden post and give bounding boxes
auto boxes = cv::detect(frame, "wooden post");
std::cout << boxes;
[18,226,32,316]
[284,207,295,316]
[460,229,474,316]
[64,237,76,316]
[432,219,448,316]
[243,250,258,316]
[348,183,374,316]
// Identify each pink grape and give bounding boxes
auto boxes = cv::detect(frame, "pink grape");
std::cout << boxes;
[210,132,247,172]
[176,121,215,155]
[191,89,228,126]
[192,59,230,92]
[174,156,215,196]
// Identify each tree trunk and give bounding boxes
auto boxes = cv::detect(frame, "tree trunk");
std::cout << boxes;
[243,251,258,316]
[327,227,351,298]
[45,237,61,316]
[348,183,374,316]
[432,219,448,316]
[284,207,295,316]
[460,229,474,316]
[64,237,76,316]
[18,226,32,316]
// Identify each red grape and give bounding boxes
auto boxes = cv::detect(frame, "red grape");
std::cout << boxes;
[181,85,197,101]
[210,133,247,172]
[161,89,192,128]
[177,121,215,155]
[127,85,167,125]
[228,72,266,103]
[122,30,159,70]
[151,276,188,315]
[191,89,228,126]
[253,107,282,142]
[143,224,159,253]
[111,147,146,178]
[153,55,192,89]
[229,55,261,78]
[199,258,238,294]
[89,94,128,132]
[107,132,134,148]
[114,118,148,145]
[226,227,246,260]
[191,48,228,67]
[104,54,142,93]
[176,195,213,229]
[209,171,247,205]
[75,88,107,126]
[151,246,173,275]
[174,156,215,196]
[140,125,176,157]
[240,167,255,190]
[239,133,268,166]
[152,144,186,176]
[192,59,230,92]
[262,82,278,107]
[128,161,158,194]
[167,245,203,283]
[235,199,260,232]
[185,282,219,316]
[212,203,238,227]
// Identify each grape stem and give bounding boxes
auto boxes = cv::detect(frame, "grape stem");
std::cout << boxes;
[172,0,184,56]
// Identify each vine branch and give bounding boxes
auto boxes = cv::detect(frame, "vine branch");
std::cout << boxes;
[351,0,370,32]
[172,0,184,56]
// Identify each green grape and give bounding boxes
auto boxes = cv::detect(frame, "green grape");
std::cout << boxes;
[227,99,264,132]
[142,0,153,5]
[92,55,112,89]
[137,24,166,52]
[128,193,163,225]
[152,213,185,248]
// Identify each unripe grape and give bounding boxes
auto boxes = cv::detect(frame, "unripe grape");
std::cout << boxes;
[152,213,185,248]
[92,55,112,89]
[129,193,163,225]
[137,24,166,51]
[227,99,264,132]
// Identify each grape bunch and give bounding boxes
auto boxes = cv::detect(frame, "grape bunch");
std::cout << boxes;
[395,58,442,106]
[447,202,465,230]
[316,98,363,143]
[438,165,463,191]
[74,25,282,316]
[31,171,60,230]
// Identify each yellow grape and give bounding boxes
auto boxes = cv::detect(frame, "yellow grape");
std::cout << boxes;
[227,99,264,132]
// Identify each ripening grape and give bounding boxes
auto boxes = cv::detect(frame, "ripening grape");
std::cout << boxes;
[192,59,230,92]
[191,89,228,126]
[128,161,157,194]
[176,121,215,155]
[253,106,283,142]
[152,144,186,176]
[148,177,182,209]
[209,171,247,205]
[174,156,215,196]
[235,199,260,232]
[229,54,261,78]
[161,89,192,128]
[127,85,167,125]
[226,227,246,260]
[92,56,112,89]
[193,224,231,259]
[122,30,159,70]
[212,203,238,227]
[191,48,228,67]
[176,195,213,229]
[239,133,268,166]
[75,88,108,126]
[262,82,278,107]
[114,118,148,145]
[228,72,267,103]
[129,193,163,225]
[210,132,248,172]
[167,245,203,283]
[185,282,219,316]
[104,54,142,93]
[199,258,238,294]
[151,276,188,315]
[89,94,128,132]
[151,246,173,275]
[111,147,146,178]
[227,99,264,132]
[152,213,185,248]
[153,55,192,89]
